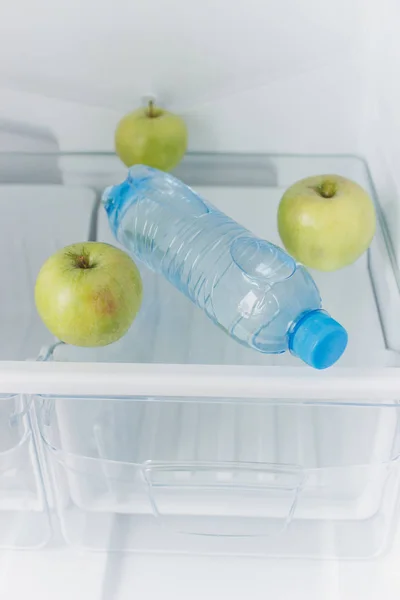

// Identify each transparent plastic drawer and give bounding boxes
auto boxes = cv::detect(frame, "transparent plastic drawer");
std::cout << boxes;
[35,394,400,558]
[0,394,50,548]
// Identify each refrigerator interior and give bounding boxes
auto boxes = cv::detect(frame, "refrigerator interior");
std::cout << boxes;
[1,0,400,597]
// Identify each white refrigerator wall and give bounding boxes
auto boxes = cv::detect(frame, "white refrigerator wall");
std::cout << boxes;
[0,0,399,246]
[0,0,368,151]
[360,0,400,258]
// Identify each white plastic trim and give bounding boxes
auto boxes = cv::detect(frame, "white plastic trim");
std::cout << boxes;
[0,362,399,403]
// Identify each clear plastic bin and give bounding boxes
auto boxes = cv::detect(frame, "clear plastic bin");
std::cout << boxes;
[36,395,400,558]
[30,152,400,559]
[0,394,50,548]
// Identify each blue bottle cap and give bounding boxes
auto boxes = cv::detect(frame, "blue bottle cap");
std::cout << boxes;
[289,310,348,369]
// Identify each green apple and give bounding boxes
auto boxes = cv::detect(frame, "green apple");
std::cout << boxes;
[35,242,143,347]
[278,174,376,271]
[115,101,187,171]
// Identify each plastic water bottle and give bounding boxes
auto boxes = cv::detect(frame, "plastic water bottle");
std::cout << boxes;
[103,165,347,369]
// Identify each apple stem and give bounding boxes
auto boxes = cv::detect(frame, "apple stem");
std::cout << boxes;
[147,100,155,118]
[76,254,91,269]
[319,181,337,198]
